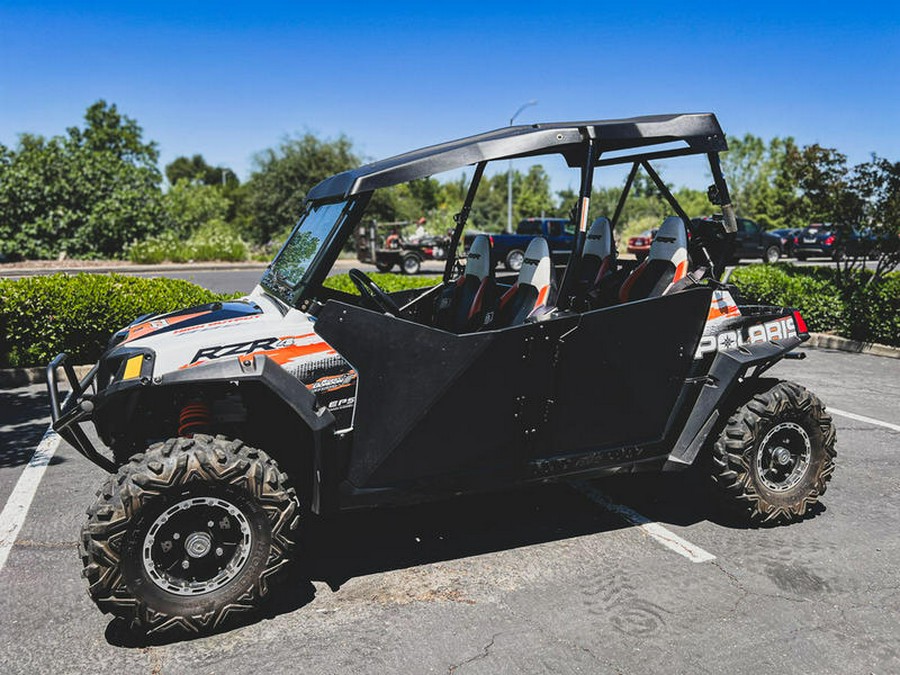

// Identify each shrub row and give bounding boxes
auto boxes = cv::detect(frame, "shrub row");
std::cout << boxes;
[0,272,440,368]
[730,264,900,347]
[0,274,236,367]
[127,222,249,264]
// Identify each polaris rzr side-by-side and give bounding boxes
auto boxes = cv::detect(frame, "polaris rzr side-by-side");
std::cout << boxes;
[48,114,836,635]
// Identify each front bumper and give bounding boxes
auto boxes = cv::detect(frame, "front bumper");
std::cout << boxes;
[46,353,117,472]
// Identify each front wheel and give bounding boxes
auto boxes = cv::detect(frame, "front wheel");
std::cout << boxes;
[80,435,299,635]
[763,245,781,264]
[709,379,836,525]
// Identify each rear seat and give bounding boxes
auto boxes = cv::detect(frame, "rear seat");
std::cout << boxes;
[618,216,689,303]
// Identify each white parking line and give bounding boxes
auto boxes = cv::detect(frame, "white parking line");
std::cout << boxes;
[571,480,716,563]
[830,407,900,433]
[0,427,61,574]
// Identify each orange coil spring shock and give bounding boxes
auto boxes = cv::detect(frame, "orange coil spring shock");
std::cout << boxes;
[178,401,211,437]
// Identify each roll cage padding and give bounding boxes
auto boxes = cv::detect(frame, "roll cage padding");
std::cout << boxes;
[619,216,688,303]
[496,237,555,327]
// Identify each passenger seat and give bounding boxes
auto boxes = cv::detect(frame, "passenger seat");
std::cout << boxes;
[618,216,689,302]
[495,237,555,327]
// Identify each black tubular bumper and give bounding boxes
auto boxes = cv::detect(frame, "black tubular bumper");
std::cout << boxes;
[46,353,117,473]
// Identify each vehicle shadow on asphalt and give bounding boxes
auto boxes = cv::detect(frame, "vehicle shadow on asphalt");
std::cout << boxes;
[0,388,65,468]
[108,470,781,647]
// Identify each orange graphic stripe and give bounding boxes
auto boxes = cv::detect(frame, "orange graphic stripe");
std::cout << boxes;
[125,311,209,342]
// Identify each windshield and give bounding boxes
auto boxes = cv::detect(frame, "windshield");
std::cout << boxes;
[261,199,349,305]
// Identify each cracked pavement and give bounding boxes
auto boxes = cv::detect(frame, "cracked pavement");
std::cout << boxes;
[0,347,898,673]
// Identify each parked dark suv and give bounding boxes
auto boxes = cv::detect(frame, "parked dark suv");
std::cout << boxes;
[692,217,782,263]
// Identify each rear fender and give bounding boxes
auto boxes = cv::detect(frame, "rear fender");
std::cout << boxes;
[664,336,803,470]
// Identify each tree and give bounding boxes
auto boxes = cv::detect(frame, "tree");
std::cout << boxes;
[164,179,231,237]
[848,155,900,282]
[244,134,359,244]
[165,154,239,188]
[721,134,793,228]
[0,101,165,259]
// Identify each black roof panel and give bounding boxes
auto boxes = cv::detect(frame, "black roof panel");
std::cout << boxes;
[307,113,726,201]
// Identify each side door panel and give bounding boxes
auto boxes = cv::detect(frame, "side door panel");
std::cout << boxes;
[315,301,577,489]
[548,288,711,456]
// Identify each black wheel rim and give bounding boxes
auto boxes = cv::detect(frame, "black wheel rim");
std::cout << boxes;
[755,421,812,492]
[142,496,252,595]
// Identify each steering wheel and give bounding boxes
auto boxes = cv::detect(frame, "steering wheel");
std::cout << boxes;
[348,268,402,314]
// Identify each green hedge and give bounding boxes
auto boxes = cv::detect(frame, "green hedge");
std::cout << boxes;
[323,272,439,295]
[0,272,441,368]
[730,264,900,347]
[0,274,236,367]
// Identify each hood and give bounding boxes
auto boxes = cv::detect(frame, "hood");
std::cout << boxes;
[112,300,265,347]
[105,290,339,378]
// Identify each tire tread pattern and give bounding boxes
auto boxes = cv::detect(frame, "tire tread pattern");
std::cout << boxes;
[80,435,300,634]
[710,379,836,525]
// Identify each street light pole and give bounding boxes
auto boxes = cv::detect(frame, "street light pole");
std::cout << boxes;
[507,100,538,233]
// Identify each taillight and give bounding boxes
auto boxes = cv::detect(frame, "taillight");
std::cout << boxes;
[793,310,808,334]
[824,235,835,246]
[489,235,494,247]
[423,247,433,255]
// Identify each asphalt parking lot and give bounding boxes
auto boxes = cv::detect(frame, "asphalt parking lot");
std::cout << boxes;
[0,347,898,673]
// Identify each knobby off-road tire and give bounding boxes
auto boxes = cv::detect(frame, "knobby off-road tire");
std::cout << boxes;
[710,379,836,525]
[80,435,300,635]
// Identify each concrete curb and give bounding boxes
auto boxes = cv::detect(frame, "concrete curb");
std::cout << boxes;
[3,332,897,390]
[0,364,94,389]
[804,333,900,359]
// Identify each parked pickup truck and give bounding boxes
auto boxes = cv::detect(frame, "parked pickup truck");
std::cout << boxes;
[464,217,575,271]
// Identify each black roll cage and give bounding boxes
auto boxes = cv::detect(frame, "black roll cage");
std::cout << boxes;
[300,114,737,310]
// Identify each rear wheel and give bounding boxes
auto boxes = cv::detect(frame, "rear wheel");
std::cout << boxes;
[505,249,525,272]
[710,379,836,525]
[763,245,780,264]
[80,435,299,635]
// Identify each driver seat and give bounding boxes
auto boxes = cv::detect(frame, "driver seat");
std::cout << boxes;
[495,237,555,327]
[433,235,498,332]
[618,216,689,302]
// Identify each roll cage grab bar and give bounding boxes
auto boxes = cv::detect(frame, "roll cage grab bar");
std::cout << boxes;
[441,132,737,311]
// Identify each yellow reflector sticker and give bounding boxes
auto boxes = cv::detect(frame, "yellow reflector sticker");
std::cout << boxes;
[123,355,143,380]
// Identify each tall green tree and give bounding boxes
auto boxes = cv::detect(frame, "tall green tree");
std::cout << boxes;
[0,101,165,259]
[721,134,793,228]
[244,134,358,243]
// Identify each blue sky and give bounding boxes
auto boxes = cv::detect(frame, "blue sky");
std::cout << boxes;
[1,1,898,192]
